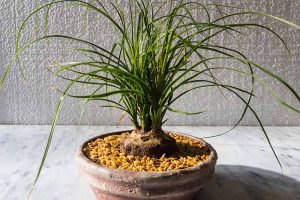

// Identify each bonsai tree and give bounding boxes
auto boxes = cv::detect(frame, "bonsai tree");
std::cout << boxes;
[1,0,299,190]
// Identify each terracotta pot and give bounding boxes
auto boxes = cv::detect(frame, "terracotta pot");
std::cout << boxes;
[76,130,218,200]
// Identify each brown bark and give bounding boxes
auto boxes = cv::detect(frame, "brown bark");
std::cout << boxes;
[120,129,177,157]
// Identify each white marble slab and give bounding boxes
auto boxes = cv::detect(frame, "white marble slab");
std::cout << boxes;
[0,126,299,200]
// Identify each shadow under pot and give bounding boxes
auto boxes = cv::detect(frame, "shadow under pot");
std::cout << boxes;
[76,130,218,200]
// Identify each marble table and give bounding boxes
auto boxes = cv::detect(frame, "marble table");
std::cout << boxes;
[0,126,299,200]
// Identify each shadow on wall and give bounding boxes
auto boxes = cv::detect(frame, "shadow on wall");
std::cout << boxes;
[196,165,300,200]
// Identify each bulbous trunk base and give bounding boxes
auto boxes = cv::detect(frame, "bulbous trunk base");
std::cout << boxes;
[120,129,177,157]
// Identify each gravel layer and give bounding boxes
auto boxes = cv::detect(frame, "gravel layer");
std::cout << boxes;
[83,132,211,172]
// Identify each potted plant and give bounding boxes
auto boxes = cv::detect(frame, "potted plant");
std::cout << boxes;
[1,0,299,199]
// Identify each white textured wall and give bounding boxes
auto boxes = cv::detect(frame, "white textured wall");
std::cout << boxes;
[0,0,299,126]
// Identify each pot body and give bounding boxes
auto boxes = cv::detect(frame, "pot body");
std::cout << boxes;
[76,130,218,200]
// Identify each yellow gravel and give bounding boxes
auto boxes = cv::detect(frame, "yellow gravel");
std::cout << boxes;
[83,132,211,172]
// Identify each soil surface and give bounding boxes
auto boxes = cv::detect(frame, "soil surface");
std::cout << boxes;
[83,132,211,172]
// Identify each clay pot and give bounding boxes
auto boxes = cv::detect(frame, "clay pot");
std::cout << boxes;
[76,130,218,200]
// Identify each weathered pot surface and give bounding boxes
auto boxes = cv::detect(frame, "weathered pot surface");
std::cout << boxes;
[76,130,218,200]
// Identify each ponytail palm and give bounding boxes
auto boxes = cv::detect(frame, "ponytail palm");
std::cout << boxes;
[1,0,300,190]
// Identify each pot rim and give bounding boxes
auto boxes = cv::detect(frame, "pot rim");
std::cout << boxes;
[76,130,218,178]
